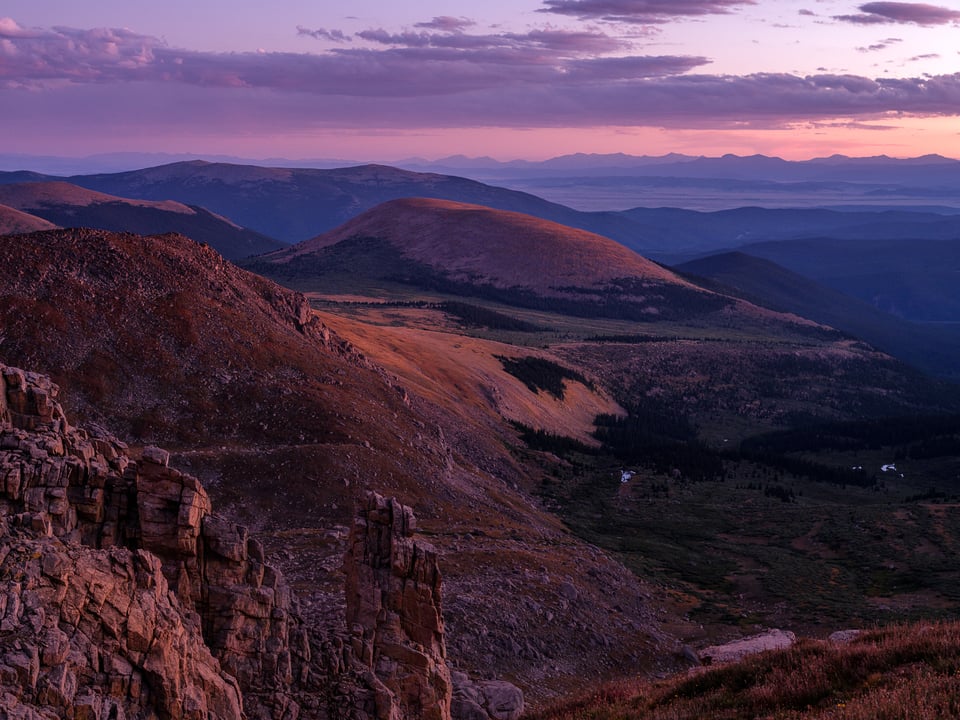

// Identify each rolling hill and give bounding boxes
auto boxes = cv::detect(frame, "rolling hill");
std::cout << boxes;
[0,226,671,705]
[262,197,685,286]
[0,203,57,234]
[247,197,739,322]
[676,252,960,380]
[0,180,282,260]
[60,160,615,244]
[248,195,960,436]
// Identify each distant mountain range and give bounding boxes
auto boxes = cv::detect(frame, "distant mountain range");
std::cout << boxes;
[399,151,960,180]
[396,152,960,213]
[2,157,958,360]
[3,160,958,254]
[4,150,959,212]
[4,149,957,179]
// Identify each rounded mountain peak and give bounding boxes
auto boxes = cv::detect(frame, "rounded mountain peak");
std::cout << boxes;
[273,197,690,291]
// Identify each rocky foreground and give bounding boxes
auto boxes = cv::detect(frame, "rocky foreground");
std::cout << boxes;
[0,363,521,719]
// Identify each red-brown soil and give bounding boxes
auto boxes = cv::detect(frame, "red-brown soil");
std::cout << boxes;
[0,203,57,233]
[0,227,674,707]
[265,197,689,291]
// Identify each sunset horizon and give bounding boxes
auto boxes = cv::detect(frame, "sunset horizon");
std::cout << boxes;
[3,1,959,162]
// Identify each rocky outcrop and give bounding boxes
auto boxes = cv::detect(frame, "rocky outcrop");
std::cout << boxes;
[0,520,243,720]
[0,364,522,720]
[345,492,452,720]
[0,364,310,719]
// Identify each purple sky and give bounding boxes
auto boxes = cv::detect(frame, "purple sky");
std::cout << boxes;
[2,1,959,160]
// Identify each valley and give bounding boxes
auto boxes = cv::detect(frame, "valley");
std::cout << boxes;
[1,155,959,718]
[295,287,960,645]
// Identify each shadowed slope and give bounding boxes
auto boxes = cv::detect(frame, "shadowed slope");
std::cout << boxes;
[0,203,57,233]
[0,181,283,260]
[676,251,960,380]
[0,227,409,447]
[249,198,740,322]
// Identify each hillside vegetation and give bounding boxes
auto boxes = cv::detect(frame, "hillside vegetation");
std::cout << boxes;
[532,622,960,720]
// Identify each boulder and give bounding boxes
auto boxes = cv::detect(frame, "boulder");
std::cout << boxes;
[451,672,524,720]
[699,629,796,665]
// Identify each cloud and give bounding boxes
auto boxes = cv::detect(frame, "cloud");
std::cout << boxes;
[0,17,162,86]
[2,16,960,136]
[414,17,476,32]
[296,26,351,43]
[798,9,817,16]
[856,37,902,51]
[538,0,756,23]
[354,27,626,55]
[0,17,704,96]
[834,2,960,25]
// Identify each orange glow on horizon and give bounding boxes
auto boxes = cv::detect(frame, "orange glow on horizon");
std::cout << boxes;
[273,118,960,163]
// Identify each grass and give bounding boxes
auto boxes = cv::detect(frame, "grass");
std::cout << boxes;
[534,434,960,634]
[290,269,960,669]
[530,622,960,720]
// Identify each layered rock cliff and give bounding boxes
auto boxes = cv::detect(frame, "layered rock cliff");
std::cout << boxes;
[345,492,452,720]
[0,363,517,720]
[0,364,250,718]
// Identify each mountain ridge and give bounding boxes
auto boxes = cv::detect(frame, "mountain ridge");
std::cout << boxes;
[0,202,57,233]
[0,180,283,260]
[675,251,960,379]
[0,226,672,705]
[267,197,689,291]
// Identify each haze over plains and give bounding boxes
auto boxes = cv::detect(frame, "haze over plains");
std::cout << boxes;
[2,0,959,162]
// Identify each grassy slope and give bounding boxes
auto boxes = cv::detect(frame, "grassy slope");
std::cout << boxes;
[0,203,57,233]
[675,252,960,380]
[0,181,283,260]
[532,622,960,720]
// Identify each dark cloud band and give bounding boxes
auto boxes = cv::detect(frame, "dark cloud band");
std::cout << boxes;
[538,0,756,23]
[1,17,958,133]
[835,2,960,26]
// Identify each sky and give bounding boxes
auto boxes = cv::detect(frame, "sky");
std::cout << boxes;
[2,0,960,161]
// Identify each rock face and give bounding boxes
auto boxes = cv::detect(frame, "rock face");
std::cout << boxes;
[0,365,523,720]
[451,673,524,720]
[0,365,243,718]
[0,364,311,718]
[0,363,519,720]
[345,492,452,720]
[0,527,244,720]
